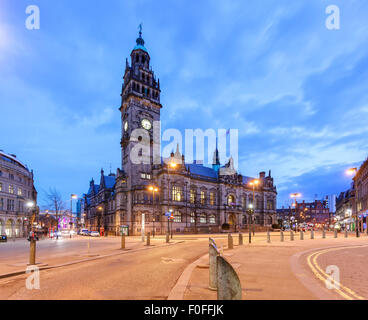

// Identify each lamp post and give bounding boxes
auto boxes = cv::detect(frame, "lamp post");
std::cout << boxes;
[290,193,301,232]
[70,194,78,235]
[97,206,103,235]
[167,161,177,238]
[346,168,359,237]
[26,201,37,265]
[148,186,158,237]
[249,179,259,236]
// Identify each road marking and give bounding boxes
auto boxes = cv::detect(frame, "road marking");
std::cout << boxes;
[306,245,368,300]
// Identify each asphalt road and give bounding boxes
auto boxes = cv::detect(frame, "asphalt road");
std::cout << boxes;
[0,236,228,299]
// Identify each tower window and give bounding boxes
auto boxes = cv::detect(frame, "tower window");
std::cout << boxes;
[136,54,139,62]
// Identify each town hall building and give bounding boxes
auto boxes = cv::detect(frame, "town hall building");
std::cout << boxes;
[84,30,277,235]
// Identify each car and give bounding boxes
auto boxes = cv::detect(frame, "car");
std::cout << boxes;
[51,231,62,239]
[90,231,100,237]
[80,229,89,236]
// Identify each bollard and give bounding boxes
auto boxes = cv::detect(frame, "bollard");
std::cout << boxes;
[209,242,220,290]
[290,230,294,241]
[146,232,151,246]
[228,234,233,249]
[121,234,125,249]
[300,230,304,240]
[166,232,170,243]
[238,233,243,246]
[29,239,36,265]
[345,229,348,238]
[217,256,242,300]
[267,230,271,243]
[334,229,337,238]
[311,230,314,240]
[322,229,326,239]
[280,230,284,242]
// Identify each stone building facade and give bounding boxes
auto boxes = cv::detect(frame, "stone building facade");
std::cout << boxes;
[0,150,37,237]
[354,158,368,230]
[84,30,277,235]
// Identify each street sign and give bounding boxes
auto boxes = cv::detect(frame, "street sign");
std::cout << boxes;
[165,212,171,217]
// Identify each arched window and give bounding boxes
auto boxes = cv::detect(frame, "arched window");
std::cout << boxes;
[200,190,206,204]
[200,213,206,224]
[227,194,235,206]
[136,54,139,62]
[172,186,182,202]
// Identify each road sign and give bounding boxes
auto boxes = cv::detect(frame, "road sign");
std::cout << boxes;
[165,212,171,217]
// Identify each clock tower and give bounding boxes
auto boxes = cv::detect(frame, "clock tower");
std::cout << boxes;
[120,28,162,189]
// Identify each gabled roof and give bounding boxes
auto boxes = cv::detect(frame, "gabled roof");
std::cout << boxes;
[186,163,218,179]
[104,175,116,189]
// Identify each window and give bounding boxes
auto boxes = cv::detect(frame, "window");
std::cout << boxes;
[0,198,3,210]
[7,199,14,211]
[0,170,2,176]
[173,211,182,223]
[267,200,274,210]
[140,173,151,180]
[190,189,196,204]
[210,192,216,206]
[0,183,2,192]
[227,195,235,206]
[9,185,14,194]
[172,186,182,202]
[200,213,206,224]
[200,191,206,205]
[190,212,196,223]
[9,174,14,180]
[242,196,246,208]
[18,188,22,196]
[209,214,216,224]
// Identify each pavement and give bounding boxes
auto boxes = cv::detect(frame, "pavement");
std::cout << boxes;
[182,231,368,300]
[0,231,367,300]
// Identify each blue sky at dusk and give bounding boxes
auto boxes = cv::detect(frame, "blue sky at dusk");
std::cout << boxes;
[1,0,367,208]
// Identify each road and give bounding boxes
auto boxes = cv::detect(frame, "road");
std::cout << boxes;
[0,232,367,300]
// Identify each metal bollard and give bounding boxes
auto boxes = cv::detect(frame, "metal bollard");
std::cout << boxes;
[345,229,348,238]
[334,229,337,238]
[322,229,326,239]
[290,230,294,241]
[121,234,125,249]
[209,242,220,290]
[228,234,233,249]
[280,230,284,242]
[311,230,314,240]
[300,230,304,240]
[29,239,36,265]
[166,232,170,243]
[217,256,242,300]
[267,230,271,243]
[146,232,151,246]
[238,233,243,246]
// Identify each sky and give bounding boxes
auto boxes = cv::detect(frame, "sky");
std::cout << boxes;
[1,0,367,208]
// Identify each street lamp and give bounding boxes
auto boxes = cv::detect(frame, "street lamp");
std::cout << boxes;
[167,160,177,238]
[148,186,158,237]
[346,167,359,237]
[70,194,78,234]
[248,179,259,238]
[290,193,301,232]
[97,206,103,235]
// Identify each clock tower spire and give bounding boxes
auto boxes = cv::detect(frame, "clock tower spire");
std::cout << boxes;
[120,28,162,188]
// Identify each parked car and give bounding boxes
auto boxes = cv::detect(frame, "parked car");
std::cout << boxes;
[80,229,89,236]
[90,231,100,237]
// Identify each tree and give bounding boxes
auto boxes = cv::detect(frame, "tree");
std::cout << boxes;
[44,188,65,231]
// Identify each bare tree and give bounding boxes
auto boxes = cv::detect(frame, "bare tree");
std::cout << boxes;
[44,188,65,231]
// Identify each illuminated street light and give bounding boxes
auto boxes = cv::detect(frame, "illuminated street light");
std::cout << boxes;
[290,193,301,232]
[247,179,259,242]
[346,168,357,176]
[147,185,159,237]
[345,168,359,237]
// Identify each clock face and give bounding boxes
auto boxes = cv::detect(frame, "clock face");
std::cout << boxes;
[124,121,128,132]
[141,118,152,130]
